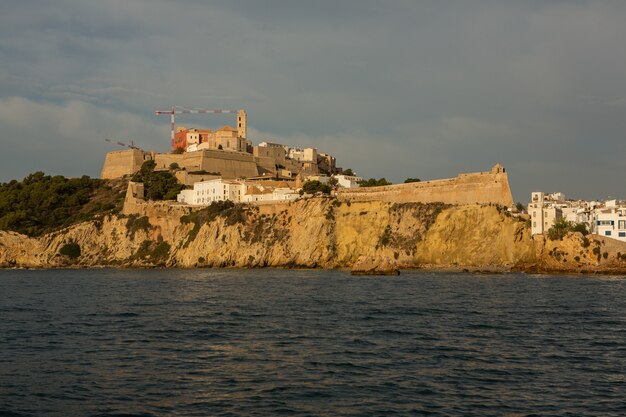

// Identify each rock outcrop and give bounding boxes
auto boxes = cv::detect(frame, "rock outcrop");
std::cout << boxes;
[2,198,626,273]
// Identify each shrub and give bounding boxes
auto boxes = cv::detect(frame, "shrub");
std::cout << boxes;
[571,223,588,235]
[299,180,331,195]
[132,160,184,201]
[169,163,180,170]
[547,219,589,241]
[342,168,354,176]
[0,172,110,236]
[59,242,81,259]
[126,215,152,236]
[359,178,392,187]
[181,201,248,244]
[404,178,421,183]
[151,241,171,262]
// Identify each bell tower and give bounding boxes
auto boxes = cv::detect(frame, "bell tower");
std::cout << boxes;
[237,109,247,139]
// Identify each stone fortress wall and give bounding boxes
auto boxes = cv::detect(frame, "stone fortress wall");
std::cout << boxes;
[337,164,514,207]
[100,149,150,179]
[101,149,260,180]
[102,150,513,207]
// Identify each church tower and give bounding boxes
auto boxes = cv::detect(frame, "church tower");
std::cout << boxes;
[237,109,247,139]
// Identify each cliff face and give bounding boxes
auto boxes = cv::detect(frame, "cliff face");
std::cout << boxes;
[2,198,625,273]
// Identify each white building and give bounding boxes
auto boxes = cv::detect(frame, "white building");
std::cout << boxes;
[177,179,244,205]
[592,202,626,241]
[305,174,331,184]
[242,185,299,203]
[528,192,563,235]
[334,174,363,189]
[177,178,299,205]
[288,147,317,162]
[528,191,626,241]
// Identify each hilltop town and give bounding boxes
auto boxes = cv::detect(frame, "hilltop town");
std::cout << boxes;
[2,108,626,273]
[102,108,514,208]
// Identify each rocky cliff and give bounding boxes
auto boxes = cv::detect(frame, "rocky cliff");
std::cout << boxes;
[2,198,626,273]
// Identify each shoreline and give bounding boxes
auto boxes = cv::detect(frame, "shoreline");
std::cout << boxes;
[3,264,626,276]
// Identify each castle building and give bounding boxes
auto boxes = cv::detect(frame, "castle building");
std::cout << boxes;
[102,109,339,181]
[173,109,248,153]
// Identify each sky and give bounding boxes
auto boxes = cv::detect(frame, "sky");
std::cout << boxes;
[0,0,625,202]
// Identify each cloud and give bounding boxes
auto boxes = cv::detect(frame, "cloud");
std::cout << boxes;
[0,1,625,201]
[0,97,165,181]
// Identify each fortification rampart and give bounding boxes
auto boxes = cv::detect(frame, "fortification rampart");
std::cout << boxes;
[101,149,260,180]
[101,150,150,179]
[337,164,514,207]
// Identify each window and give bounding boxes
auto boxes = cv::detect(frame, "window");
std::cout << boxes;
[619,220,626,229]
[619,232,626,237]
[533,222,536,227]
[605,231,612,236]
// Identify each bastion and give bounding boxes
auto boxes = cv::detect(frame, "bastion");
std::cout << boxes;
[101,149,259,180]
[337,164,514,207]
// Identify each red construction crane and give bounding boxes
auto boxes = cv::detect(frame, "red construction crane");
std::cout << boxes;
[105,138,142,150]
[154,106,238,149]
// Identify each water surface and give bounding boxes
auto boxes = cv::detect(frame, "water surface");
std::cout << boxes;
[1,269,625,416]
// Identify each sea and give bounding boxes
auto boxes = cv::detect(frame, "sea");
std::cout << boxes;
[1,269,625,417]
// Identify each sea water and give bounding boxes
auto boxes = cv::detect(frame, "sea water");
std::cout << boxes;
[1,269,625,416]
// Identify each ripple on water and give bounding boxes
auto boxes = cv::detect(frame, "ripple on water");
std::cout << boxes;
[1,269,626,417]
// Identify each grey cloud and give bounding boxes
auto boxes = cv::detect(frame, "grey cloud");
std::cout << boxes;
[0,1,625,201]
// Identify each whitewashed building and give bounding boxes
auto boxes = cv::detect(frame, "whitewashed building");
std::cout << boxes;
[334,174,363,189]
[528,192,563,235]
[242,185,299,203]
[592,201,626,241]
[177,179,244,205]
[177,178,299,205]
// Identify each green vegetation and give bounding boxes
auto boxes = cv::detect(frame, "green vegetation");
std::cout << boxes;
[125,215,153,237]
[131,239,170,264]
[547,219,589,241]
[180,200,249,245]
[515,202,526,212]
[300,180,331,195]
[188,170,221,176]
[172,147,184,154]
[169,162,180,170]
[404,178,421,183]
[378,202,450,253]
[0,172,124,236]
[132,160,184,200]
[342,168,355,176]
[59,242,81,259]
[359,178,392,187]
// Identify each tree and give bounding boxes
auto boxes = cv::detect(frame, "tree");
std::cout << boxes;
[515,202,526,213]
[300,180,332,195]
[59,242,81,259]
[132,160,184,201]
[546,219,589,241]
[404,178,421,183]
[169,162,180,171]
[172,147,184,154]
[342,168,354,176]
[0,172,107,236]
[359,178,392,187]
